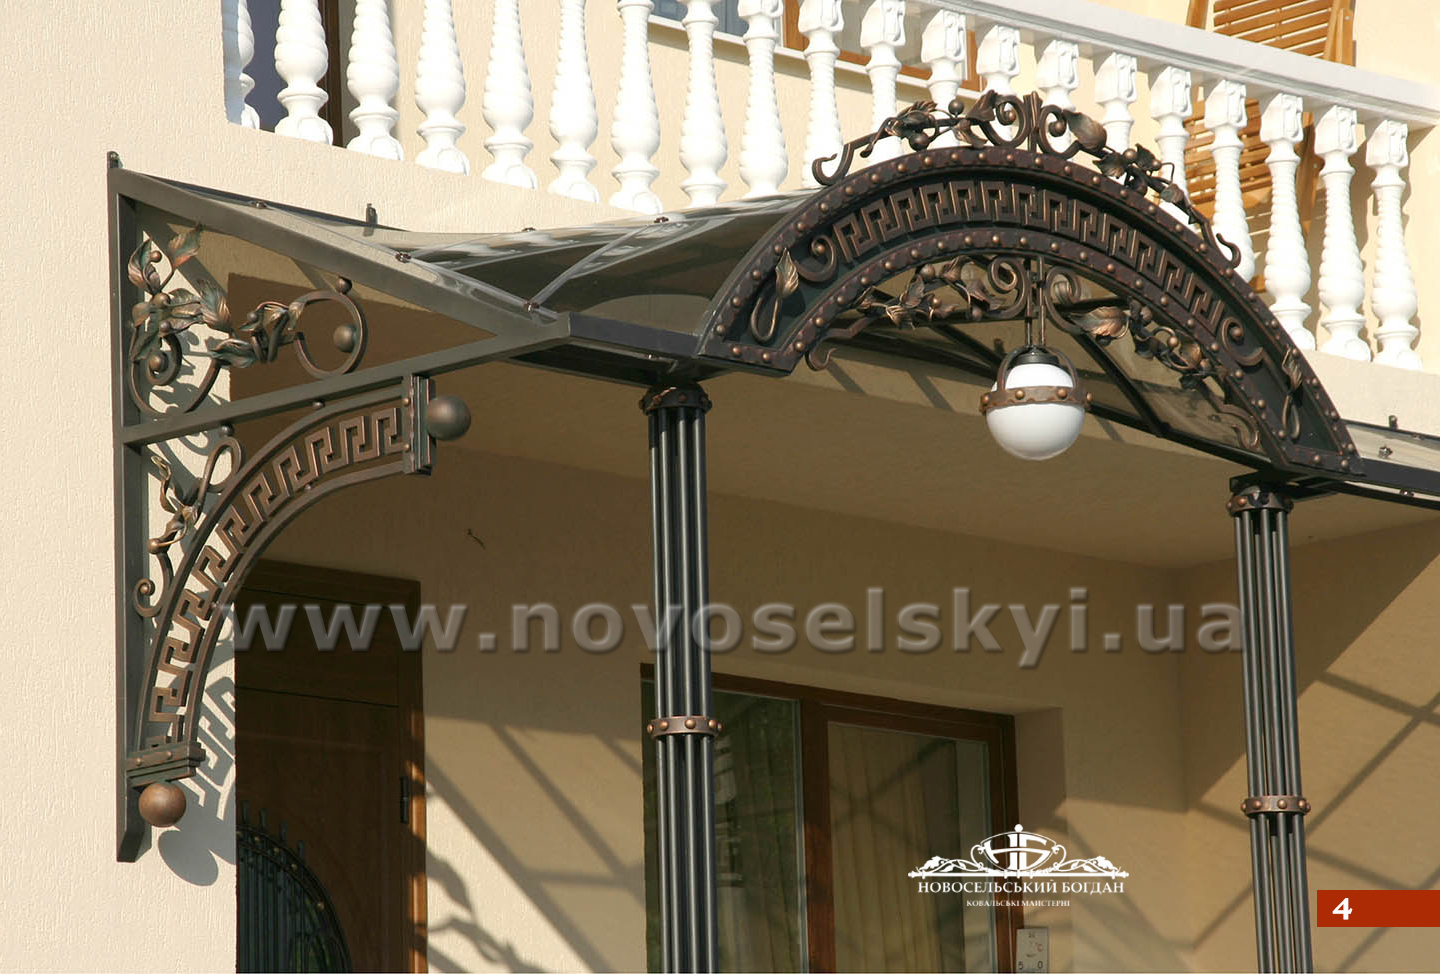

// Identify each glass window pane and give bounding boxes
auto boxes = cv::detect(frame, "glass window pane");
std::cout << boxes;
[654,0,746,35]
[642,685,805,972]
[827,723,995,973]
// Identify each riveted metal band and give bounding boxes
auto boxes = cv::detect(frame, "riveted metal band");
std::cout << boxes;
[1241,794,1311,816]
[1228,484,1295,515]
[125,741,205,786]
[646,715,723,738]
[979,384,1092,414]
[639,385,713,414]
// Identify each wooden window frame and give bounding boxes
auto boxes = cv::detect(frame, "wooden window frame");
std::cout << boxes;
[643,667,1022,972]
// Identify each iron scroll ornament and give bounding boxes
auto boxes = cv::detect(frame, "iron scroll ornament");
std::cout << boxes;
[126,227,368,417]
[697,94,1360,479]
[122,376,470,852]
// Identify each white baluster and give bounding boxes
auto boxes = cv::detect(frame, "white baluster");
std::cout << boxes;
[1260,94,1313,349]
[482,0,536,188]
[861,0,906,163]
[346,0,403,159]
[799,0,844,188]
[1203,80,1254,279]
[921,10,967,148]
[976,25,1020,141]
[679,1,728,205]
[415,0,469,173]
[1367,120,1421,369]
[1149,66,1191,215]
[738,0,787,198]
[1094,53,1137,152]
[1036,40,1079,152]
[610,0,662,212]
[238,0,261,128]
[222,0,260,127]
[976,24,1019,94]
[548,0,599,201]
[1314,106,1368,360]
[274,0,333,143]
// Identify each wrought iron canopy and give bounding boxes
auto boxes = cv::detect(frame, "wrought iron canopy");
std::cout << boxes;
[699,92,1358,480]
[109,94,1440,859]
[249,100,1440,502]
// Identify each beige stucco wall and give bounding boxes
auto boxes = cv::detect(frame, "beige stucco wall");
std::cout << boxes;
[1178,516,1440,972]
[254,375,1440,974]
[262,433,1194,972]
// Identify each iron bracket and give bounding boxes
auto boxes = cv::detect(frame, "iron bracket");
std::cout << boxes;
[1227,483,1296,515]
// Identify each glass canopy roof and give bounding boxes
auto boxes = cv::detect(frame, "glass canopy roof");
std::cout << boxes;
[117,171,1440,507]
[401,197,801,325]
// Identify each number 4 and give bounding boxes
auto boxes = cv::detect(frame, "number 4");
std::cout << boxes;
[1333,897,1353,921]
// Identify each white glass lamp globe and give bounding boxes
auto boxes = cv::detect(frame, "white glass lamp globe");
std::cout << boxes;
[983,349,1088,461]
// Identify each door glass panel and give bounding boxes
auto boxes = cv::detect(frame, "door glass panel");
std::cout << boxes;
[827,723,995,973]
[642,685,806,972]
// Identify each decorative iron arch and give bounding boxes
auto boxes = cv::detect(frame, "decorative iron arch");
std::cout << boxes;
[119,374,471,857]
[238,806,352,972]
[110,182,483,859]
[696,93,1361,480]
[127,381,433,768]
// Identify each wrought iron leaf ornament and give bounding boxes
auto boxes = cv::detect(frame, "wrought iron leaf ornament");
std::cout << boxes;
[1280,347,1307,441]
[125,228,370,416]
[1102,300,1262,449]
[134,436,244,618]
[128,230,205,366]
[1069,304,1129,343]
[752,249,800,343]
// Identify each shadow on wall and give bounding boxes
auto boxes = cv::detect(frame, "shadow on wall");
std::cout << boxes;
[1067,820,1191,972]
[424,753,645,974]
[1183,514,1440,970]
[424,809,544,974]
[157,645,237,887]
[137,427,238,886]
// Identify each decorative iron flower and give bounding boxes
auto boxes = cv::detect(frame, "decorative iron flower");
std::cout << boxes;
[127,227,206,367]
[207,302,294,368]
[1071,305,1130,344]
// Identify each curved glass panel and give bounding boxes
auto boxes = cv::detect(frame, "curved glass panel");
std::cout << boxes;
[407,196,804,327]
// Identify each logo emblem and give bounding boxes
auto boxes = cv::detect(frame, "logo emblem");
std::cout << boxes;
[977,825,1057,872]
[909,824,1128,879]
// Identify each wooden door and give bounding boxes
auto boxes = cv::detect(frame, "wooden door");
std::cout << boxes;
[236,561,426,973]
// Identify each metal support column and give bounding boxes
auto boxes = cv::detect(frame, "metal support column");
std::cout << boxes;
[643,383,718,973]
[1229,484,1313,973]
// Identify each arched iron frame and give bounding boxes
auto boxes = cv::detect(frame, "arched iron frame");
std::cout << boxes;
[237,804,352,973]
[696,92,1359,483]
[110,93,1440,973]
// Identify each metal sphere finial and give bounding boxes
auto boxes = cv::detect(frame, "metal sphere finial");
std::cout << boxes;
[332,322,359,353]
[426,395,472,440]
[138,781,187,828]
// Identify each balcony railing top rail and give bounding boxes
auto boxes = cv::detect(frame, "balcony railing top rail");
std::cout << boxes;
[922,0,1440,125]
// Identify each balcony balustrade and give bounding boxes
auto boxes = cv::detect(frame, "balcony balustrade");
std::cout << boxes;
[221,0,1440,369]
